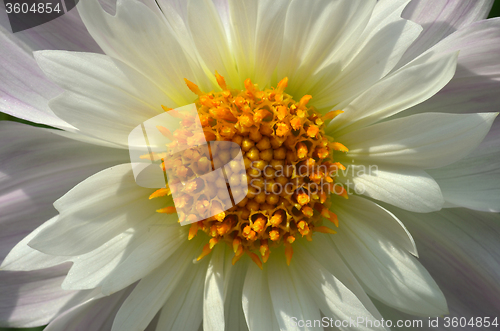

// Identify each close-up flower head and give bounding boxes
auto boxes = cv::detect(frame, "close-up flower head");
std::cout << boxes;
[1,0,499,330]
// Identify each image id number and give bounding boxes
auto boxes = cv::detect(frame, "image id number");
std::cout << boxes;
[5,1,61,14]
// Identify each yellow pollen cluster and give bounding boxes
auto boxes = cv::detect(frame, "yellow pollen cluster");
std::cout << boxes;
[151,73,348,268]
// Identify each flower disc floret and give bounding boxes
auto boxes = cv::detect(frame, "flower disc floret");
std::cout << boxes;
[151,73,348,267]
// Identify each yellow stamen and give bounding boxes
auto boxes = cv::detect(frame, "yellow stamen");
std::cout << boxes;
[215,71,227,90]
[232,245,244,265]
[315,226,337,235]
[188,222,199,240]
[277,77,288,92]
[233,238,242,253]
[156,206,176,214]
[269,230,280,242]
[298,95,312,109]
[247,251,263,270]
[328,211,339,227]
[161,105,173,112]
[331,142,349,152]
[296,142,308,159]
[209,238,219,249]
[322,109,344,120]
[197,243,212,261]
[184,78,203,96]
[149,187,171,199]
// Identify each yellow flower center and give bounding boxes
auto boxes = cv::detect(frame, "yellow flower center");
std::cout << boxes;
[151,73,349,268]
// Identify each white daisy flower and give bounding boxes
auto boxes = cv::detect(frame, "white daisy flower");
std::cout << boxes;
[1,0,499,330]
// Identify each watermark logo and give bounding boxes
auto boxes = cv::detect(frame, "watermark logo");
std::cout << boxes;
[128,104,248,226]
[3,0,78,33]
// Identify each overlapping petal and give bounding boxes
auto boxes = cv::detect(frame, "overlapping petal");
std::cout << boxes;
[428,123,500,212]
[332,196,448,316]
[339,112,497,169]
[390,207,500,319]
[34,50,173,146]
[400,0,494,66]
[77,0,209,104]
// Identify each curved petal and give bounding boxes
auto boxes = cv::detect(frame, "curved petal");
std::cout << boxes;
[0,264,94,328]
[0,26,71,129]
[242,263,280,331]
[77,0,204,105]
[278,0,375,95]
[339,112,497,169]
[311,0,422,110]
[155,260,207,331]
[332,198,448,316]
[44,286,134,331]
[186,0,238,87]
[303,235,385,321]
[223,254,249,331]
[390,207,500,318]
[1,217,68,271]
[27,164,164,256]
[401,18,500,116]
[203,244,226,331]
[99,223,187,295]
[111,239,203,331]
[328,51,458,136]
[227,0,290,87]
[0,122,127,263]
[399,0,494,66]
[339,165,444,212]
[268,253,322,331]
[34,50,174,146]
[330,196,417,255]
[292,244,387,331]
[428,123,500,212]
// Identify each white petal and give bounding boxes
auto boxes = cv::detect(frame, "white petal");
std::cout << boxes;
[78,0,202,105]
[390,207,500,318]
[278,0,375,94]
[34,50,173,146]
[227,0,289,87]
[187,0,239,87]
[61,230,137,290]
[268,254,322,331]
[156,260,206,331]
[1,217,68,271]
[100,223,187,295]
[44,286,133,331]
[339,112,497,169]
[203,244,226,331]
[305,235,385,321]
[0,26,71,129]
[328,51,458,136]
[340,166,444,212]
[0,122,127,263]
[312,1,422,110]
[399,0,494,66]
[242,263,280,331]
[0,265,94,328]
[223,255,249,331]
[401,19,500,116]
[292,244,387,331]
[332,201,448,316]
[28,164,163,256]
[111,240,203,331]
[428,123,500,212]
[332,195,417,255]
